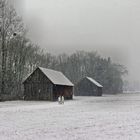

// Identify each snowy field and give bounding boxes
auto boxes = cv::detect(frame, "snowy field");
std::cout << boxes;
[1,93,140,140]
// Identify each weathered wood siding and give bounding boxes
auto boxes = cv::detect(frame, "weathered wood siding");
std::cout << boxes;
[75,78,102,96]
[24,68,53,100]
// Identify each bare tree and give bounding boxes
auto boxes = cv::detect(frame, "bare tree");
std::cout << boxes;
[0,0,24,96]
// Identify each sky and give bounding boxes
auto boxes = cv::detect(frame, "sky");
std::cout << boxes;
[12,0,140,83]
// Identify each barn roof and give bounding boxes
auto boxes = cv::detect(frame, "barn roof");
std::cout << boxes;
[86,77,103,87]
[39,67,74,86]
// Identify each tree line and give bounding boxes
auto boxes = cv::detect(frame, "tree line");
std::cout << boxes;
[0,0,127,100]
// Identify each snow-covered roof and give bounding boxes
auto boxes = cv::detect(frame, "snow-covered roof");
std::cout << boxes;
[39,67,74,86]
[86,77,103,87]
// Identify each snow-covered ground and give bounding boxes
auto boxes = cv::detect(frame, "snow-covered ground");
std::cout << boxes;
[1,93,140,140]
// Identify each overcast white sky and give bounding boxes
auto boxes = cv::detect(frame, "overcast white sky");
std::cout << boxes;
[13,0,140,82]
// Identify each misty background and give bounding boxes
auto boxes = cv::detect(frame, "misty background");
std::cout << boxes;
[12,0,140,90]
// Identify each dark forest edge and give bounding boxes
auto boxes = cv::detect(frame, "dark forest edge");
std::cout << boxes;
[0,0,127,100]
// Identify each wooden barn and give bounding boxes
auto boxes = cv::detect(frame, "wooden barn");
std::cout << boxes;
[23,67,74,101]
[75,77,103,96]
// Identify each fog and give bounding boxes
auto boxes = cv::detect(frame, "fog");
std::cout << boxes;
[12,0,140,86]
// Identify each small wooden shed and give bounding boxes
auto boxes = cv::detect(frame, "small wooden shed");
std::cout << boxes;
[23,67,74,101]
[75,77,103,96]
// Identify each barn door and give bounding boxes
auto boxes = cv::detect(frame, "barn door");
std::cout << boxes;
[53,85,63,100]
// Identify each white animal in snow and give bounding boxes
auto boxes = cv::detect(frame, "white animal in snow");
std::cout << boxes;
[58,96,61,104]
[61,96,64,104]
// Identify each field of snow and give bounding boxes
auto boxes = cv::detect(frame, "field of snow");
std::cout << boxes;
[1,93,140,140]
